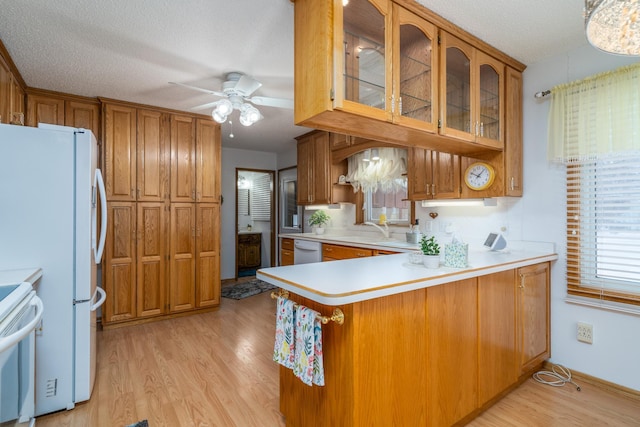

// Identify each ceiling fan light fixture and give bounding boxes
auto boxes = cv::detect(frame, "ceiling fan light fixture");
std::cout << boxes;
[212,98,233,123]
[239,104,261,126]
[585,0,640,56]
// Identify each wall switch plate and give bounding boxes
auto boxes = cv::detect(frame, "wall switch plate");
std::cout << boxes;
[577,322,593,344]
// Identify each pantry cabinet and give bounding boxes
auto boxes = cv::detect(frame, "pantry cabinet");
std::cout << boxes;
[407,147,460,200]
[136,202,167,318]
[103,201,137,323]
[101,100,221,327]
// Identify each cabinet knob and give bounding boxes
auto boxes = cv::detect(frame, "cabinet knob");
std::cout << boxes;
[431,184,435,196]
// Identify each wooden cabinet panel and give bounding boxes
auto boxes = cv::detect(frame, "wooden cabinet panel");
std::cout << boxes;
[238,233,262,270]
[322,243,373,261]
[65,100,100,138]
[10,75,24,119]
[196,119,221,203]
[517,262,550,374]
[136,202,167,318]
[478,270,517,406]
[104,103,137,201]
[170,203,196,312]
[280,237,295,266]
[137,109,169,202]
[170,114,196,202]
[26,94,65,126]
[0,59,9,123]
[103,202,137,324]
[196,203,220,307]
[407,147,460,200]
[296,135,312,204]
[426,278,478,426]
[505,67,523,196]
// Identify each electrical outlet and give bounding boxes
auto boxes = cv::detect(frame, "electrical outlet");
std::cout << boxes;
[577,322,593,344]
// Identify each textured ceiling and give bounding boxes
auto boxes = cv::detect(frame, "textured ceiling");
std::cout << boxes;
[0,0,589,153]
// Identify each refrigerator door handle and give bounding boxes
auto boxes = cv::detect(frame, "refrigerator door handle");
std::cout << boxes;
[94,169,107,263]
[90,287,106,312]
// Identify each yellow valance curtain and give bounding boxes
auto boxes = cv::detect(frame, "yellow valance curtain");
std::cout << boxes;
[548,62,640,163]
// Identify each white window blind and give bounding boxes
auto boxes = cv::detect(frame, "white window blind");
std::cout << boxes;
[251,174,272,221]
[567,156,640,304]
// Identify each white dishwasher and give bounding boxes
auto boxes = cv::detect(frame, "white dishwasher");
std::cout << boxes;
[293,240,323,264]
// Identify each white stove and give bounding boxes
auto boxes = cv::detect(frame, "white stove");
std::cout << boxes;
[0,269,43,426]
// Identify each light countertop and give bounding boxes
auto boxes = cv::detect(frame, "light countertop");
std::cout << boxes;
[258,243,557,305]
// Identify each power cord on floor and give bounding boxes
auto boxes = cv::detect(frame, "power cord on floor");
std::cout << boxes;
[533,364,581,391]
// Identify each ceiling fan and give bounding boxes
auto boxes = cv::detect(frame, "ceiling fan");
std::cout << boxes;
[170,72,293,126]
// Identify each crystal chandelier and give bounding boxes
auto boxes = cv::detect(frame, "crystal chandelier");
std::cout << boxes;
[585,0,640,56]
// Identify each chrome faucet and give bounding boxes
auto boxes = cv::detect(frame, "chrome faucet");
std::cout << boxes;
[364,221,390,239]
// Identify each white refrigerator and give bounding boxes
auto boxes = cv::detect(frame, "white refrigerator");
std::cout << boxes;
[0,123,107,416]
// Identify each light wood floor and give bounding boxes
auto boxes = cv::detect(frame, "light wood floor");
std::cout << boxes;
[36,289,640,427]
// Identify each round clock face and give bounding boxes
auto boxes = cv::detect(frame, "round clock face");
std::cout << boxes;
[464,162,495,191]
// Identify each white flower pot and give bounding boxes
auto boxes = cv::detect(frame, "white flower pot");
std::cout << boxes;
[422,254,440,269]
[314,227,325,235]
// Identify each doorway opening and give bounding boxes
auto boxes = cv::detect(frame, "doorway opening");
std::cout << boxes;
[235,168,275,278]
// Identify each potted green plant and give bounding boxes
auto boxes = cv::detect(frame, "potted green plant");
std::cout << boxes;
[308,210,330,234]
[420,235,440,268]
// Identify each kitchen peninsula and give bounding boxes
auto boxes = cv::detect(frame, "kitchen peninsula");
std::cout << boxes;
[257,241,557,426]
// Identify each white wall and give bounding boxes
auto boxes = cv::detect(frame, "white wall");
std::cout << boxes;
[221,147,278,279]
[521,45,640,391]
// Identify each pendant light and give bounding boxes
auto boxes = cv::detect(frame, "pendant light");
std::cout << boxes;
[585,0,640,56]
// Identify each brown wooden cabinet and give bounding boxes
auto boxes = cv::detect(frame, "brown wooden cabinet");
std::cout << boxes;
[238,233,262,272]
[195,203,220,307]
[478,269,517,406]
[136,202,167,318]
[293,0,523,157]
[279,262,550,426]
[426,278,478,426]
[169,203,196,313]
[103,201,137,323]
[0,47,25,125]
[407,147,460,200]
[297,130,354,206]
[322,243,373,261]
[280,237,295,266]
[297,130,331,205]
[440,32,505,150]
[102,100,221,327]
[504,67,523,196]
[517,262,551,374]
[26,91,100,138]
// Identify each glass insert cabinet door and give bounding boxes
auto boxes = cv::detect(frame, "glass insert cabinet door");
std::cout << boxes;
[341,0,390,120]
[393,4,438,132]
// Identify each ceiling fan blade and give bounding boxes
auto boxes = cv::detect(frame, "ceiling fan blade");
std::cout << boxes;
[170,81,226,98]
[190,101,219,111]
[248,96,294,109]
[234,75,263,96]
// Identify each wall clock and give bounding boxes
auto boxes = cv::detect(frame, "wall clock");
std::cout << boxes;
[464,162,495,191]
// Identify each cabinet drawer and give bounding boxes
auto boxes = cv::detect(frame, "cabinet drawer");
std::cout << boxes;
[281,249,294,266]
[281,238,294,250]
[322,244,373,260]
[239,233,261,244]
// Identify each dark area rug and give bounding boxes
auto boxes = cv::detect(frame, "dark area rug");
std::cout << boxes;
[126,421,148,427]
[221,279,276,300]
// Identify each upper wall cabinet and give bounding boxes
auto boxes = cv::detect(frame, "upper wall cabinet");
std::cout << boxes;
[293,0,523,156]
[439,32,504,150]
